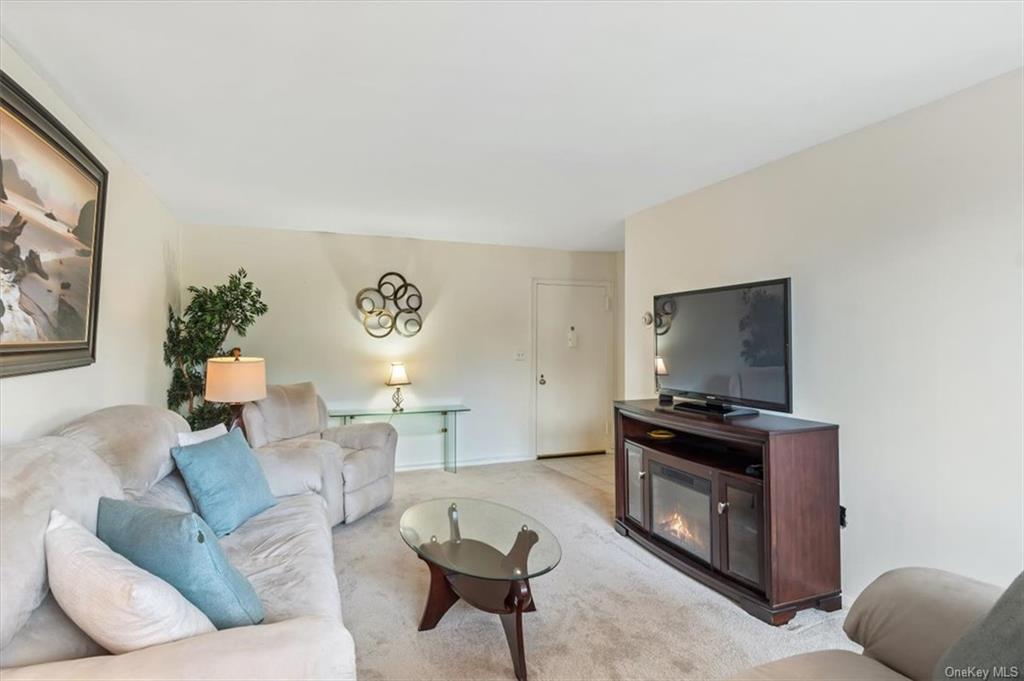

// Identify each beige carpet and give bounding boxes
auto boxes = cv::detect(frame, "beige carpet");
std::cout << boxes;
[332,460,855,680]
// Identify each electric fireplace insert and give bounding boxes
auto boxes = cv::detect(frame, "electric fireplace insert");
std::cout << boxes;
[649,460,712,563]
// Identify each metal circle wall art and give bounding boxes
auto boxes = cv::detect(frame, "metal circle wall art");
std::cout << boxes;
[356,272,423,338]
[654,298,676,336]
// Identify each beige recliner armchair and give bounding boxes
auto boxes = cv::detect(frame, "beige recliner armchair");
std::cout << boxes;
[731,567,1007,681]
[242,382,397,525]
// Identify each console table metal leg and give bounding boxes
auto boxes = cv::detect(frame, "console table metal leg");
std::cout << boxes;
[442,410,458,473]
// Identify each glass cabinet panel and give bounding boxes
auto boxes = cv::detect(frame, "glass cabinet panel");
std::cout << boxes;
[720,476,764,590]
[625,443,643,524]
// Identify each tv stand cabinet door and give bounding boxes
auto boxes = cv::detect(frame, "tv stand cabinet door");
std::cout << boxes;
[624,442,647,528]
[716,474,766,593]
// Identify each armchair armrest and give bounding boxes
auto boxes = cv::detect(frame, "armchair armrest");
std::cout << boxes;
[252,440,346,526]
[844,567,1001,681]
[252,444,326,498]
[322,422,398,453]
[241,402,270,449]
[0,616,354,680]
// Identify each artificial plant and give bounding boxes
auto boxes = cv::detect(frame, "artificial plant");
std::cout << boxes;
[163,268,269,429]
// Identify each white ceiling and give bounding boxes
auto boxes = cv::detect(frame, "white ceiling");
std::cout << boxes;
[1,2,1021,251]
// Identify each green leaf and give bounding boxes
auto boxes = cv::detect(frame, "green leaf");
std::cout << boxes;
[163,268,268,424]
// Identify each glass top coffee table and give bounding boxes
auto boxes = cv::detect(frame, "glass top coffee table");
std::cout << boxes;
[400,498,561,681]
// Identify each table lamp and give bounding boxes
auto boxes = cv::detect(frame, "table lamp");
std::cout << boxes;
[386,361,410,412]
[205,348,267,433]
[655,356,673,405]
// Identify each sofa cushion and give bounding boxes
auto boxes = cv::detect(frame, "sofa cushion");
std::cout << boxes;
[253,383,321,443]
[220,494,342,624]
[56,405,189,500]
[0,593,106,669]
[730,650,910,681]
[45,510,215,655]
[935,570,1024,680]
[171,430,277,536]
[96,499,264,629]
[0,436,123,650]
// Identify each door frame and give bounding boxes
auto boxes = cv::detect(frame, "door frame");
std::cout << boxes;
[530,278,614,460]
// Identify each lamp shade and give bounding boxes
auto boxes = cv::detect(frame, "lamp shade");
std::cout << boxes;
[204,357,267,404]
[655,356,669,376]
[386,361,411,386]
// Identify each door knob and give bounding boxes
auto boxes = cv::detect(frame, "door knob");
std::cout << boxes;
[539,374,546,385]
[717,502,730,515]
[638,471,646,479]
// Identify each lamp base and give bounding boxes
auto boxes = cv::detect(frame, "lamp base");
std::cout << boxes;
[392,386,405,413]
[228,403,247,437]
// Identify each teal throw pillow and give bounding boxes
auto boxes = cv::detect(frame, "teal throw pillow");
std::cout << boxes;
[171,429,276,536]
[96,498,264,629]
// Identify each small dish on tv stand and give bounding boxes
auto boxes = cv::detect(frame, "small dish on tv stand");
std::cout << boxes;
[647,429,676,441]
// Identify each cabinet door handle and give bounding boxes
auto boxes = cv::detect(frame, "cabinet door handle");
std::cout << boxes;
[717,501,730,515]
[638,471,646,479]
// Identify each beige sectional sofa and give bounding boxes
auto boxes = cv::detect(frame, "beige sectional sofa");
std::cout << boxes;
[0,403,389,679]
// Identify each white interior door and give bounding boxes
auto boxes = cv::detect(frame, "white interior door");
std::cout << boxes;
[535,281,612,457]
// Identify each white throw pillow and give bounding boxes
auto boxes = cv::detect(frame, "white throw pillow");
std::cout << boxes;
[44,509,215,654]
[176,423,228,447]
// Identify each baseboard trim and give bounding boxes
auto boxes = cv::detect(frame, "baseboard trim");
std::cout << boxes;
[537,449,610,459]
[396,454,535,472]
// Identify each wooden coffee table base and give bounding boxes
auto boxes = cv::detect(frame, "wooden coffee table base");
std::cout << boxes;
[417,557,537,681]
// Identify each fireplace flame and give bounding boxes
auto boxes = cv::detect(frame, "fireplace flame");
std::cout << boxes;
[658,511,707,549]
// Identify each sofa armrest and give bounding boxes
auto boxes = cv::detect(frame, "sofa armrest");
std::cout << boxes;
[0,617,354,681]
[1,616,354,681]
[252,440,346,526]
[322,422,397,454]
[844,567,1001,681]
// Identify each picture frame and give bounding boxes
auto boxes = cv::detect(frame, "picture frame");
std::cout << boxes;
[0,71,108,377]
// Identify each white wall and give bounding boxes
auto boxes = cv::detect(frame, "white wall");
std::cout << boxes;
[614,249,625,400]
[0,40,182,443]
[180,224,617,469]
[624,70,1023,596]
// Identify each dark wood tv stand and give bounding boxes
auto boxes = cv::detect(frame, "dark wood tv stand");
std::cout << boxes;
[614,399,841,625]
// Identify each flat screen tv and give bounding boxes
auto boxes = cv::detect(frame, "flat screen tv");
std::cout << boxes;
[654,278,791,414]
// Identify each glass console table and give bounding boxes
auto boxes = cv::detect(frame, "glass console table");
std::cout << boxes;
[327,405,470,473]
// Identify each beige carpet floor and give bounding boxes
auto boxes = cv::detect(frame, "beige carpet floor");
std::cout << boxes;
[332,459,855,680]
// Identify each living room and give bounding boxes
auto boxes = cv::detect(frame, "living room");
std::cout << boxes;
[0,2,1021,680]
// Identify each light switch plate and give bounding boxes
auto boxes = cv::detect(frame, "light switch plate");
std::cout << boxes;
[514,351,526,361]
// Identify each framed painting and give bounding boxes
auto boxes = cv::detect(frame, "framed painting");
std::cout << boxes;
[0,71,108,377]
